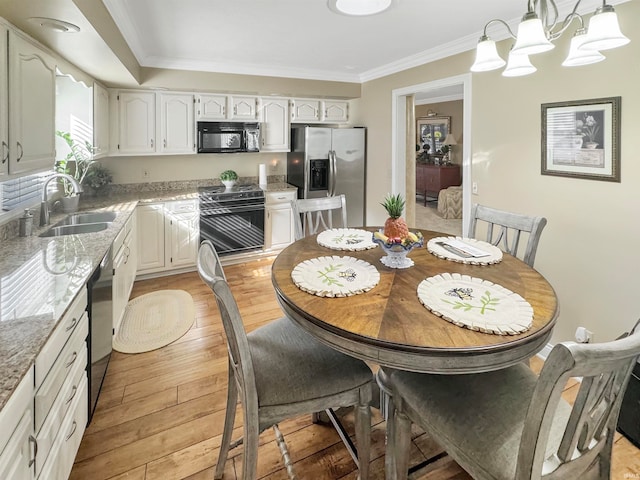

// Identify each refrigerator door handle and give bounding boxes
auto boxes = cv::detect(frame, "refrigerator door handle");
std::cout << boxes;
[330,150,337,196]
[327,150,333,197]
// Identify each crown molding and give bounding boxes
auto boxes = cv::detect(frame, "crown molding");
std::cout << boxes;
[140,55,362,83]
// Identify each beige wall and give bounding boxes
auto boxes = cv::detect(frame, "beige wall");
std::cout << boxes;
[105,152,287,184]
[360,1,639,344]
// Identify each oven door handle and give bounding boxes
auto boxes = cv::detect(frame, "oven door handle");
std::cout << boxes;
[201,205,265,216]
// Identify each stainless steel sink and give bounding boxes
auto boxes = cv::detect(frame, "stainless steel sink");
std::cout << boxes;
[39,222,110,237]
[58,211,117,225]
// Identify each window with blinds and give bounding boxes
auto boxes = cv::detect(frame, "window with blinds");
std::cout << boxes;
[0,172,52,214]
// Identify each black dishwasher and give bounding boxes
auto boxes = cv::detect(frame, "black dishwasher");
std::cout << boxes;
[86,248,113,424]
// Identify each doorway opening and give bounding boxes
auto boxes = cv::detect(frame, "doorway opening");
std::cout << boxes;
[391,74,472,237]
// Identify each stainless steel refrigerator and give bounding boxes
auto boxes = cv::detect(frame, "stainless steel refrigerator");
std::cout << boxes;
[287,126,366,226]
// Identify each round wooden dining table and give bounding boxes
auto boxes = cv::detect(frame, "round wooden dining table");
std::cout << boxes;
[271,228,559,374]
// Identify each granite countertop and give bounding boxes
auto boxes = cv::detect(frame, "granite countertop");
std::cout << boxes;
[0,182,296,412]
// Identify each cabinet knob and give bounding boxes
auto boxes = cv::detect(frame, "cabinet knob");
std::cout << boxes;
[150,139,154,148]
[16,142,23,162]
[1,141,7,164]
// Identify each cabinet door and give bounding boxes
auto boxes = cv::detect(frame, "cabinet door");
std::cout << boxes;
[229,96,257,120]
[136,204,165,272]
[259,98,290,152]
[167,203,198,269]
[8,30,56,176]
[196,94,227,120]
[322,100,349,123]
[123,214,138,299]
[118,91,156,154]
[0,25,8,178]
[291,99,320,123]
[113,246,127,332]
[93,82,109,159]
[0,410,34,480]
[266,204,295,250]
[159,93,195,154]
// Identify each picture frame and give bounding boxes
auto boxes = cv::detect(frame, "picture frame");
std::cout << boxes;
[417,116,450,156]
[541,96,621,182]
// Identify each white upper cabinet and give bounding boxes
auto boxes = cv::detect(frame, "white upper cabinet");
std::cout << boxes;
[0,25,8,178]
[158,93,194,154]
[229,95,258,120]
[195,94,258,121]
[7,30,56,176]
[93,82,109,159]
[259,98,289,152]
[290,99,320,123]
[291,98,349,123]
[323,100,349,123]
[115,90,195,155]
[117,91,156,154]
[196,94,227,120]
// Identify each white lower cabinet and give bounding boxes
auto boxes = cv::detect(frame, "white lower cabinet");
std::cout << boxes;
[137,199,199,275]
[113,213,138,333]
[265,190,297,251]
[33,288,88,479]
[0,368,35,480]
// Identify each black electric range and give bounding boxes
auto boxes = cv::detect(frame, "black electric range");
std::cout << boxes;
[198,184,266,256]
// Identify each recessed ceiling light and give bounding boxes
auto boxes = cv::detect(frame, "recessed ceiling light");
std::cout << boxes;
[327,0,393,16]
[27,17,80,33]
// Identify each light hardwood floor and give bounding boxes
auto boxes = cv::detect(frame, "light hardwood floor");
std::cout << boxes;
[71,257,640,479]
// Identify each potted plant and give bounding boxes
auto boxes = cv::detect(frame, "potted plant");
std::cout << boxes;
[55,130,95,212]
[83,163,113,196]
[220,169,238,188]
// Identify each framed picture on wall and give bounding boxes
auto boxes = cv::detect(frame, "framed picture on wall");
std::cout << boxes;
[541,97,621,182]
[417,116,450,155]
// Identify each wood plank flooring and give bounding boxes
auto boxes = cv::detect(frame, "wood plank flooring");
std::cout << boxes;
[71,257,640,479]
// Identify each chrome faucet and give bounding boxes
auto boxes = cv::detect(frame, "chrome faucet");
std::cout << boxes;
[39,173,83,226]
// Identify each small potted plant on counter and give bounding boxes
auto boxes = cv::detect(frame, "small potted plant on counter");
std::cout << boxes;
[55,130,95,212]
[220,170,238,188]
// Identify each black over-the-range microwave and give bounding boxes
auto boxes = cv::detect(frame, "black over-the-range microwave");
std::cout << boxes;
[197,121,260,153]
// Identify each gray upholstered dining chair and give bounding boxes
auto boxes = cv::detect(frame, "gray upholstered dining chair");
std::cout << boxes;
[292,194,348,240]
[468,203,547,267]
[380,323,640,480]
[197,240,373,480]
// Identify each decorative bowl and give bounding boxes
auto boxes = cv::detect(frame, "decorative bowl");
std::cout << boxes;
[221,180,236,189]
[372,231,424,269]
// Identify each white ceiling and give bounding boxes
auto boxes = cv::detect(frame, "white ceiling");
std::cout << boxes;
[0,0,629,88]
[102,0,619,83]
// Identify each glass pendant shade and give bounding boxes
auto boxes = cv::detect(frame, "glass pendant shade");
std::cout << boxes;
[333,0,392,16]
[581,9,630,51]
[512,17,555,55]
[563,32,605,66]
[470,38,506,72]
[502,51,536,77]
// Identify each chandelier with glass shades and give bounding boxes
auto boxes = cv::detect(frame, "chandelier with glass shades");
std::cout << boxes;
[471,0,630,77]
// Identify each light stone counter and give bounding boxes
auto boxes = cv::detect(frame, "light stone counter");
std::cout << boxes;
[0,181,295,412]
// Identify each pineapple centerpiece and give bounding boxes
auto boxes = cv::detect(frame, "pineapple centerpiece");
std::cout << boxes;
[372,194,424,269]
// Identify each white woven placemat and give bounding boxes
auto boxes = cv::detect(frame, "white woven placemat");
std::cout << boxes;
[291,256,380,297]
[113,290,195,353]
[427,236,503,265]
[316,228,377,251]
[417,273,533,335]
